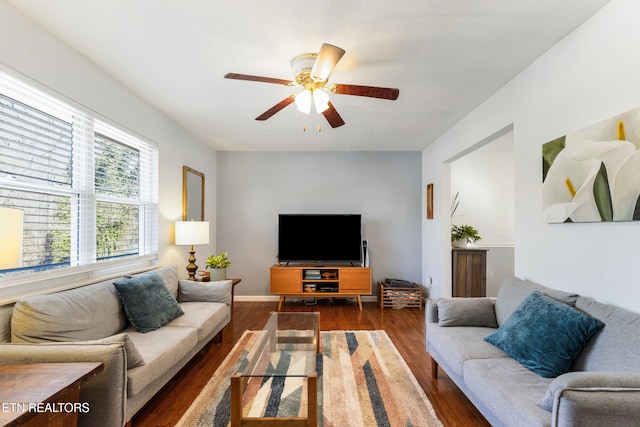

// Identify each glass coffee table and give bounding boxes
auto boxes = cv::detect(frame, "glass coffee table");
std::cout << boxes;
[230,311,320,427]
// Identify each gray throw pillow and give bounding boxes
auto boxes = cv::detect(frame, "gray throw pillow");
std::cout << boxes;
[178,280,232,305]
[437,298,498,328]
[113,273,184,333]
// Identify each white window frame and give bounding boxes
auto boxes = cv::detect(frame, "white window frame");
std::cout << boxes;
[0,71,158,304]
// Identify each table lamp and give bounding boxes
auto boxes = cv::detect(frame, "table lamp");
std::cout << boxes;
[175,220,210,280]
[0,207,24,270]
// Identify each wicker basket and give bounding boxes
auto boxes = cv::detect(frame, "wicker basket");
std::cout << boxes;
[377,281,423,309]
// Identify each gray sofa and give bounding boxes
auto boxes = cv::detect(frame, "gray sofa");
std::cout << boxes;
[0,265,231,427]
[426,275,640,427]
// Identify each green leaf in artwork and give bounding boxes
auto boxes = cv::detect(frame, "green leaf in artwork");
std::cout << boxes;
[542,136,566,182]
[593,162,613,221]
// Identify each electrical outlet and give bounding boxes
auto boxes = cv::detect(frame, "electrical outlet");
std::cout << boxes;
[425,276,432,286]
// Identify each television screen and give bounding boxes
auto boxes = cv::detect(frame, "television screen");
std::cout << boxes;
[278,214,362,264]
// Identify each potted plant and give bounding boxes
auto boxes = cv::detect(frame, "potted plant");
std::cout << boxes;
[451,225,481,248]
[205,251,231,281]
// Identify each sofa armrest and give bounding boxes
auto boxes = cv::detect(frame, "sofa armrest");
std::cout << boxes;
[178,279,232,306]
[426,297,497,328]
[426,299,439,323]
[535,371,640,426]
[0,342,127,427]
[553,388,640,427]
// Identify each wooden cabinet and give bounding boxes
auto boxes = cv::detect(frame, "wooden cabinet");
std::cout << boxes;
[339,268,371,293]
[270,265,371,310]
[452,248,487,297]
[270,267,301,293]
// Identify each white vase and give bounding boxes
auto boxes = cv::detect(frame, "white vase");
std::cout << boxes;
[454,238,468,248]
[209,268,226,281]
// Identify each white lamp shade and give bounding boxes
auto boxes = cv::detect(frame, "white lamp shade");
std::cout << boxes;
[0,207,24,269]
[313,89,330,113]
[295,89,312,114]
[175,221,210,245]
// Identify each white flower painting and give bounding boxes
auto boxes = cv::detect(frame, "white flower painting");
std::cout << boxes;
[542,107,640,223]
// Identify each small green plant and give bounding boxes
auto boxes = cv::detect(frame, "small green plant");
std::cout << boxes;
[205,251,231,269]
[451,225,481,243]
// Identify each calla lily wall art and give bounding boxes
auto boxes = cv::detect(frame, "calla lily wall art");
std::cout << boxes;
[543,107,640,223]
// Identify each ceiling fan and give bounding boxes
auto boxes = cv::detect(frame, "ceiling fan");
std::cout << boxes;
[224,43,400,129]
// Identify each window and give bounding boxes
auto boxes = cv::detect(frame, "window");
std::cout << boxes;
[0,72,158,280]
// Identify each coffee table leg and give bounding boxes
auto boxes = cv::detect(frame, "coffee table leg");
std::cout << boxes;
[230,373,242,427]
[308,372,318,427]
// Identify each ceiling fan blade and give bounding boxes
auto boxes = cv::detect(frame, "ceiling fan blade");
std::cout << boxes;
[255,95,295,121]
[224,73,293,86]
[322,101,345,128]
[331,83,400,100]
[310,43,345,82]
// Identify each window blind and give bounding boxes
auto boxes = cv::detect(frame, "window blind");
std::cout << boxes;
[0,72,158,279]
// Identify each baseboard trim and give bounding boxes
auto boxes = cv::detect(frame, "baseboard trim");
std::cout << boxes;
[234,295,377,302]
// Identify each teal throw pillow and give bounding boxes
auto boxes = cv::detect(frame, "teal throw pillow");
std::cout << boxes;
[113,273,184,333]
[484,291,604,378]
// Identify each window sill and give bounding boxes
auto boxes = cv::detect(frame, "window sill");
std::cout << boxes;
[0,255,158,306]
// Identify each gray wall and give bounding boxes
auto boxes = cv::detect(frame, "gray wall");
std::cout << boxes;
[216,151,422,298]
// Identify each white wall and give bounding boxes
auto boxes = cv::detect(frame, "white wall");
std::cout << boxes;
[217,151,422,298]
[451,149,514,245]
[0,2,218,280]
[423,0,640,312]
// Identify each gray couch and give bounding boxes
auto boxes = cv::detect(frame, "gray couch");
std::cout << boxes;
[426,275,640,427]
[0,265,231,427]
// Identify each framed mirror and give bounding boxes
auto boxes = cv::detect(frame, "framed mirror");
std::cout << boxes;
[182,166,205,221]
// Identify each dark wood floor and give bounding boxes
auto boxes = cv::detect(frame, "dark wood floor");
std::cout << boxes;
[132,300,490,427]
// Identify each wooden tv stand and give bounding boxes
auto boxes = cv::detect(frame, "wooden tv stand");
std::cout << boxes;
[270,264,371,310]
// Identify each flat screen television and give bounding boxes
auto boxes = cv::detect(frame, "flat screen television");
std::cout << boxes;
[278,214,362,264]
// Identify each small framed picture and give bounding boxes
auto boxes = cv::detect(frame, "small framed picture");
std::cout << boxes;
[426,183,434,219]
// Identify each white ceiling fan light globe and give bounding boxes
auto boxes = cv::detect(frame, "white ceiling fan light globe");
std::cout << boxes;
[313,89,330,113]
[295,89,312,114]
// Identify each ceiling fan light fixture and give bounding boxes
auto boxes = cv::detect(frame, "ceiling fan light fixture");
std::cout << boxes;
[295,89,312,114]
[313,89,330,113]
[311,43,346,82]
[291,54,317,80]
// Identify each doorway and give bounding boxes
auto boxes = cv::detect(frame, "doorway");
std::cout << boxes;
[449,129,515,297]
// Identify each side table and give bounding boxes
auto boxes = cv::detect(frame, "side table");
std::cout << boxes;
[0,362,103,427]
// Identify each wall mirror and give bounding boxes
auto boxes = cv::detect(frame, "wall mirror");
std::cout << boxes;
[182,166,205,221]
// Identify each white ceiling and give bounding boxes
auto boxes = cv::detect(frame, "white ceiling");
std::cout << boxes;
[8,0,610,152]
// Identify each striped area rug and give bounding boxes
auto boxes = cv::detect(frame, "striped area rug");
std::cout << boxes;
[176,330,443,427]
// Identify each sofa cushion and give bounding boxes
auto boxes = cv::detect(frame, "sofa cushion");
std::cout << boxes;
[537,371,640,412]
[11,279,127,343]
[572,297,640,372]
[125,325,198,395]
[170,302,229,341]
[437,298,497,328]
[427,324,508,378]
[485,292,605,378]
[494,276,579,326]
[113,273,184,333]
[178,279,232,305]
[464,357,553,427]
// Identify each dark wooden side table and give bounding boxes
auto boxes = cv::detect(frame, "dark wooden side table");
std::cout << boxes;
[229,278,241,316]
[0,362,103,427]
[452,248,488,297]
